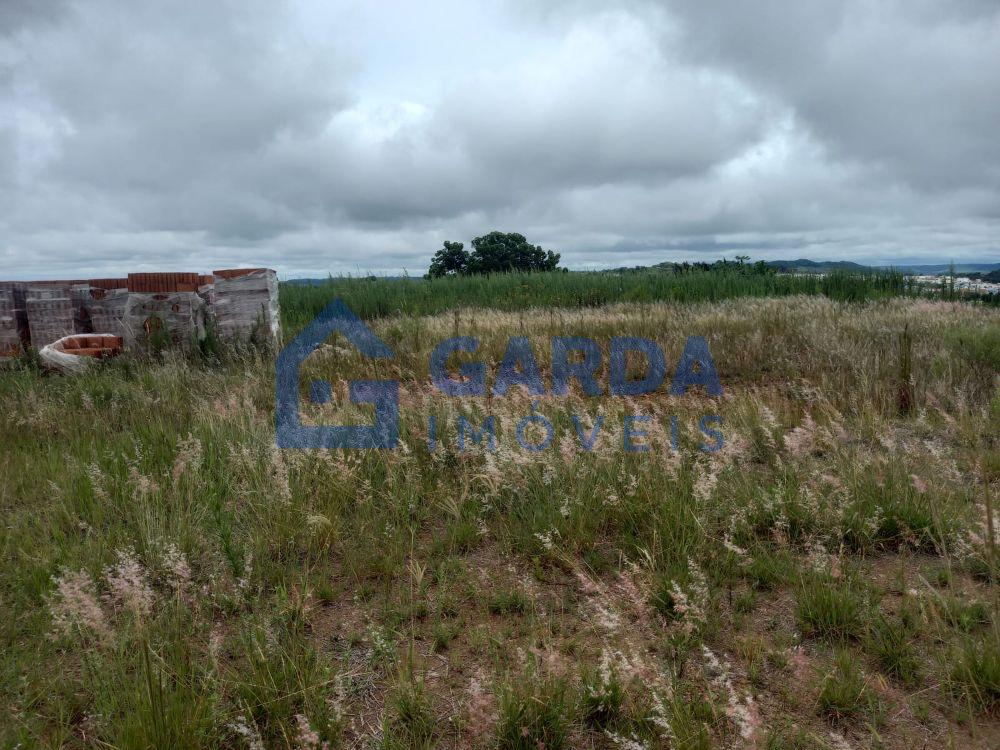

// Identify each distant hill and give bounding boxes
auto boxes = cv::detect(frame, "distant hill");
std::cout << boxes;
[765,259,1000,275]
[283,275,410,285]
[285,260,1000,283]
[764,259,873,273]
[966,269,1000,283]
[608,258,1000,276]
[883,262,1000,275]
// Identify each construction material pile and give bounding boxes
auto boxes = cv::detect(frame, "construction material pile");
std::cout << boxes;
[38,334,124,373]
[123,292,207,349]
[212,268,280,344]
[83,287,129,338]
[0,283,26,360]
[26,285,75,350]
[0,268,279,365]
[122,273,207,350]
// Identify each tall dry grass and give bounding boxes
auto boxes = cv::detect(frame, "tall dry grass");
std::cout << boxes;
[0,295,996,749]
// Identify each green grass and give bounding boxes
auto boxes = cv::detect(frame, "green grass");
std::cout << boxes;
[941,596,992,633]
[795,575,869,642]
[380,676,437,749]
[278,267,915,330]
[1,293,997,748]
[580,658,626,729]
[487,587,531,616]
[496,673,572,750]
[816,651,881,721]
[943,323,1000,373]
[865,611,921,685]
[951,630,1000,711]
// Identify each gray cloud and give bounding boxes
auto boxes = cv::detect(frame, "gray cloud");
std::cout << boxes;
[1,0,997,279]
[656,0,1000,191]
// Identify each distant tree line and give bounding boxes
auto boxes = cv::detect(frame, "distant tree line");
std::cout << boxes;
[427,231,561,277]
[964,269,1000,283]
[609,255,775,276]
[427,236,787,279]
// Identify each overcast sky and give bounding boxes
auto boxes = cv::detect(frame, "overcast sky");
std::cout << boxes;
[1,0,998,279]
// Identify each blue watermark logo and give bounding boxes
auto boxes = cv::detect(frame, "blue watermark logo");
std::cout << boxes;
[276,299,724,452]
[275,300,398,449]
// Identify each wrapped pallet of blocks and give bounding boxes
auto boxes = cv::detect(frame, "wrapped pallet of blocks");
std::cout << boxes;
[212,268,280,344]
[197,274,215,308]
[0,282,28,329]
[0,287,24,361]
[123,292,206,350]
[83,287,129,337]
[26,285,75,349]
[70,285,94,333]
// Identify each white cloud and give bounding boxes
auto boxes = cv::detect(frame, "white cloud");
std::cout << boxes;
[0,0,997,279]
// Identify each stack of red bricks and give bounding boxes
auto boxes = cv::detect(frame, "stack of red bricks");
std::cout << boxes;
[126,272,201,293]
[0,268,278,353]
[89,278,129,290]
[59,334,125,358]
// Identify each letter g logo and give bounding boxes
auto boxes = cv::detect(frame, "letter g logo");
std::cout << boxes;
[275,300,398,449]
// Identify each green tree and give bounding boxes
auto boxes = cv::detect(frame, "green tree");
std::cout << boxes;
[467,231,560,274]
[427,241,470,277]
[426,232,561,277]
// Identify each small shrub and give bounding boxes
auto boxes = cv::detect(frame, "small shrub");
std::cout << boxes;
[649,562,705,626]
[580,654,625,729]
[313,578,335,604]
[762,724,816,749]
[940,597,991,633]
[950,633,999,711]
[795,578,866,641]
[443,514,480,553]
[945,325,1000,373]
[866,612,920,685]
[367,626,397,673]
[495,673,571,750]
[962,551,997,585]
[488,588,530,616]
[649,686,713,750]
[745,549,795,591]
[436,592,461,619]
[817,651,878,720]
[431,620,459,653]
[649,573,681,621]
[230,625,325,742]
[198,318,220,359]
[147,315,172,353]
[842,472,943,554]
[381,677,436,749]
[927,565,952,588]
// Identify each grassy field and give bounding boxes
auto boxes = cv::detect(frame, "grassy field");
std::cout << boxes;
[1,285,998,749]
[278,269,918,329]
